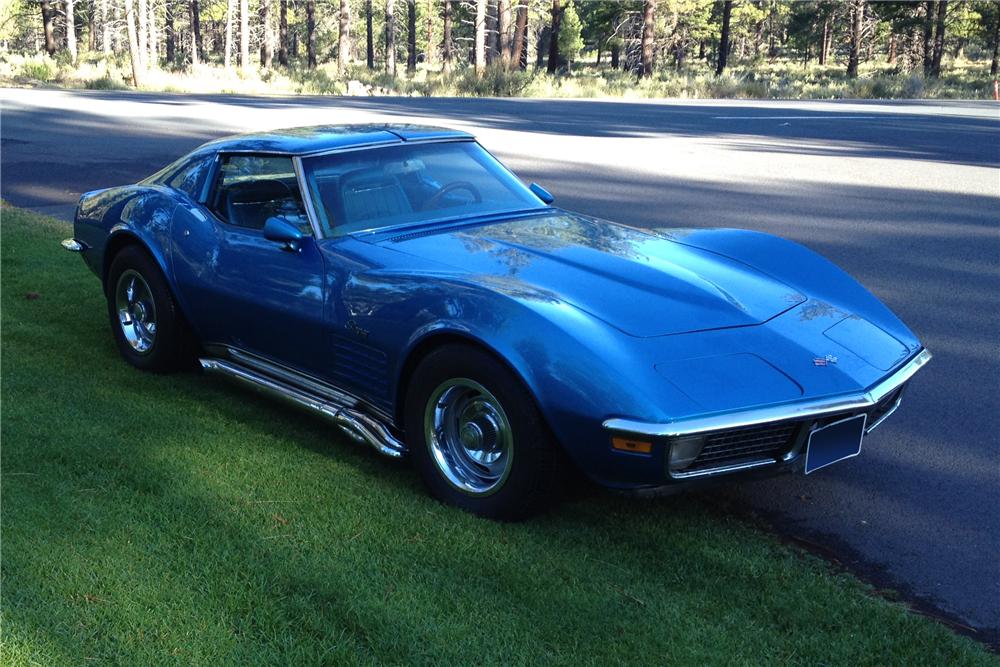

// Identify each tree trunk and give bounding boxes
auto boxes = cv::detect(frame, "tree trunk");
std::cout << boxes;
[88,3,95,52]
[930,0,947,77]
[818,16,828,65]
[366,0,375,69]
[261,0,273,68]
[847,0,862,78]
[498,0,511,68]
[546,0,561,74]
[474,0,485,75]
[239,0,249,69]
[887,33,896,65]
[190,0,202,65]
[338,0,351,72]
[406,0,416,72]
[824,20,833,65]
[385,0,396,74]
[225,0,234,68]
[166,0,176,64]
[66,0,77,63]
[485,0,497,64]
[137,0,148,62]
[716,0,732,75]
[306,0,316,67]
[923,1,935,74]
[536,26,547,66]
[40,1,57,55]
[992,8,1000,77]
[442,0,453,74]
[148,0,157,67]
[518,4,528,69]
[610,44,620,69]
[425,0,434,64]
[640,0,656,77]
[511,1,526,71]
[125,0,145,86]
[100,0,111,56]
[278,0,289,65]
[910,22,921,69]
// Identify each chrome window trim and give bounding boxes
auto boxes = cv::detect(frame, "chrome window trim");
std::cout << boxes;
[604,348,931,439]
[293,155,325,239]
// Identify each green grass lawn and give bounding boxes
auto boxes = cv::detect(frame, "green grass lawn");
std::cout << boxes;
[2,206,996,666]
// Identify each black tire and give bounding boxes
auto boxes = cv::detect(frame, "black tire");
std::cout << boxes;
[405,344,559,520]
[106,245,194,373]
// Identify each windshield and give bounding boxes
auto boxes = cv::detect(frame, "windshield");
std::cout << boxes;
[300,141,545,236]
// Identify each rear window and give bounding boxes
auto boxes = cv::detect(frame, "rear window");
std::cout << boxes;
[168,156,214,200]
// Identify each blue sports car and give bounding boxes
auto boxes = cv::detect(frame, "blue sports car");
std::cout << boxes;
[64,124,931,519]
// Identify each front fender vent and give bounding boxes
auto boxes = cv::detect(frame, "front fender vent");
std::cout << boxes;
[331,335,390,402]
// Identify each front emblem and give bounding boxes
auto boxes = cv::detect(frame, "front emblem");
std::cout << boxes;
[813,355,839,366]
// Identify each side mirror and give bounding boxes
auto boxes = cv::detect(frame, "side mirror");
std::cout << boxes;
[529,183,554,205]
[263,217,305,251]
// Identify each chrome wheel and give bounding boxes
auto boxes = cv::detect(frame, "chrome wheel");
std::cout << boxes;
[115,269,157,354]
[424,378,514,496]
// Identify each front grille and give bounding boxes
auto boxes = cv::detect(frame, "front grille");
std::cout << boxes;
[687,422,800,471]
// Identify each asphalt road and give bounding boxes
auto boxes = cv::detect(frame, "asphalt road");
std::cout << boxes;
[3,88,998,640]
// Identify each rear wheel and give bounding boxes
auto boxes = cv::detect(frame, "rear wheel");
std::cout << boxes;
[405,344,559,520]
[106,245,193,373]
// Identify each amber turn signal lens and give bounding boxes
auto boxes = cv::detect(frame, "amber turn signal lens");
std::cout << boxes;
[612,437,653,454]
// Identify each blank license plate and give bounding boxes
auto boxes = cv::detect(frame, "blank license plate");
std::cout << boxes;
[805,414,867,474]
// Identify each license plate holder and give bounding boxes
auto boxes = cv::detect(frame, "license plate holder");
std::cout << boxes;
[805,414,867,474]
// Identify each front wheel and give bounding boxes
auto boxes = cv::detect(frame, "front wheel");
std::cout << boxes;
[405,344,559,520]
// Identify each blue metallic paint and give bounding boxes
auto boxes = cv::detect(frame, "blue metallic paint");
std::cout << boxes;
[69,125,928,490]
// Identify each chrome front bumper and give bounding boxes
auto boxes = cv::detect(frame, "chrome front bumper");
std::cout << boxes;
[604,348,931,439]
[603,348,931,481]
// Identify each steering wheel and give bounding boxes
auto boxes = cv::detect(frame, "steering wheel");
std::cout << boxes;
[420,181,482,211]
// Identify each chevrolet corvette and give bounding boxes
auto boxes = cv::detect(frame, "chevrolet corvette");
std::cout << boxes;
[63,124,931,518]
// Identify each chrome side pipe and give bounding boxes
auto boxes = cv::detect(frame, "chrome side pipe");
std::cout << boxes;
[199,357,407,458]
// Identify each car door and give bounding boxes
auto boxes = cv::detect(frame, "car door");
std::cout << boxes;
[171,152,329,377]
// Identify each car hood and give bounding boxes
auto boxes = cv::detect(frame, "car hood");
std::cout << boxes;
[380,212,807,337]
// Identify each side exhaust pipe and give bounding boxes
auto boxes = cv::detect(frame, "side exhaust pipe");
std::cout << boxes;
[199,357,406,458]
